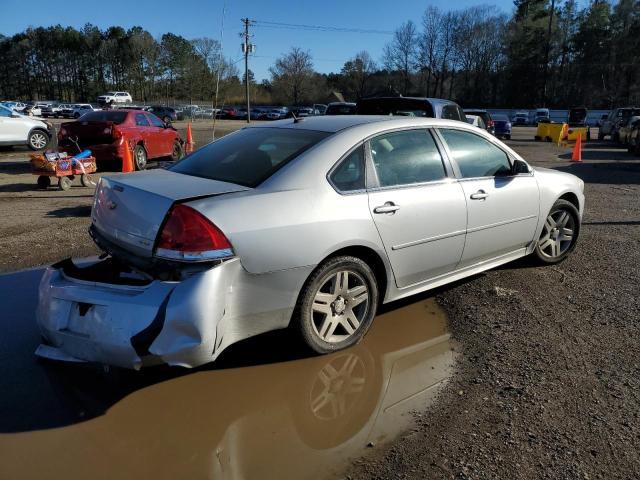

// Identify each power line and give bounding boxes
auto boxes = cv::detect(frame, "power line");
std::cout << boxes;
[253,20,393,35]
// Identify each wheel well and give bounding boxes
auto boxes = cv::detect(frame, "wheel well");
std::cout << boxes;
[558,192,579,210]
[323,246,388,302]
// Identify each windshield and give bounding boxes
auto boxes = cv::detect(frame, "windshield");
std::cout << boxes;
[77,111,128,123]
[493,114,509,121]
[170,127,330,187]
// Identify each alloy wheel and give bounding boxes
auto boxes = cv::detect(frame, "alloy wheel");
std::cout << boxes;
[538,209,575,258]
[30,132,48,149]
[311,270,370,343]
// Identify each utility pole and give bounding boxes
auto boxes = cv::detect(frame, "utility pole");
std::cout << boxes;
[241,18,255,124]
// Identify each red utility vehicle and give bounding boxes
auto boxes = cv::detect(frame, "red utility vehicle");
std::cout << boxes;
[57,110,184,170]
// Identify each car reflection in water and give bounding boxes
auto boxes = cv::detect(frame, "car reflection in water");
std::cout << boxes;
[0,268,455,480]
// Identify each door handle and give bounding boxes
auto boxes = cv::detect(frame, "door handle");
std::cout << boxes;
[470,190,489,200]
[374,202,400,214]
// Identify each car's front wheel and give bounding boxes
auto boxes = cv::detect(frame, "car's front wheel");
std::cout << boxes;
[296,256,378,354]
[533,199,580,264]
[28,129,49,150]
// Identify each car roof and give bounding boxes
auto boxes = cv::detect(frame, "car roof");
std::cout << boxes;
[464,109,488,113]
[248,115,471,133]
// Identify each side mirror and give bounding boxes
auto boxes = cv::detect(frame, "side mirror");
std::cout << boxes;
[512,159,530,174]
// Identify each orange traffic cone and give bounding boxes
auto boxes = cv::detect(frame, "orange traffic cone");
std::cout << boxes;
[571,134,582,162]
[185,123,194,154]
[122,142,134,172]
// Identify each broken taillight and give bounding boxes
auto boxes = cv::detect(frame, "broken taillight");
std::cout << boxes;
[155,204,233,262]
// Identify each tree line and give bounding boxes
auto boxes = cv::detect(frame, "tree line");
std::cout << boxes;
[1,0,639,109]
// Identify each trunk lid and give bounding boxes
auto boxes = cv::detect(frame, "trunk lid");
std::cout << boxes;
[92,169,250,258]
[60,121,116,148]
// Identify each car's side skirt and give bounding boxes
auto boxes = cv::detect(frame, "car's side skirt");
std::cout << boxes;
[385,247,530,303]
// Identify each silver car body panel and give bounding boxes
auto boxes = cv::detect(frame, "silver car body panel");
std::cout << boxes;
[36,116,585,368]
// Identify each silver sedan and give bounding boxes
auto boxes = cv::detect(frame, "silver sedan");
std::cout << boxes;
[36,116,585,369]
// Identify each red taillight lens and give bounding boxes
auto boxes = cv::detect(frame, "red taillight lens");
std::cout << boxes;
[156,204,233,261]
[488,120,495,127]
[112,126,122,139]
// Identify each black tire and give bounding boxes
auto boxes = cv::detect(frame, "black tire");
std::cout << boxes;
[73,112,80,119]
[163,116,172,125]
[294,255,379,354]
[133,145,147,171]
[27,129,49,151]
[597,131,604,140]
[37,175,51,189]
[58,176,72,191]
[505,134,511,140]
[533,199,580,265]
[171,140,184,161]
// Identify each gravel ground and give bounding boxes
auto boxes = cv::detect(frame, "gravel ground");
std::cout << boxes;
[1,125,639,479]
[345,133,640,479]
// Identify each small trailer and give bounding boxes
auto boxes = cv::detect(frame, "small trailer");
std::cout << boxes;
[31,150,97,190]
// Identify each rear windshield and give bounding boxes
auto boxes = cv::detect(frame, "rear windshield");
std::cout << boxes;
[493,114,509,121]
[78,111,128,124]
[170,127,331,187]
[357,98,434,117]
[326,104,356,115]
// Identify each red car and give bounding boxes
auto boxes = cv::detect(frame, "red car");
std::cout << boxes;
[57,110,184,170]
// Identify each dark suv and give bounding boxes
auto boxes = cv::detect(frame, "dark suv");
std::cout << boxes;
[356,97,466,122]
[463,109,495,135]
[144,106,178,124]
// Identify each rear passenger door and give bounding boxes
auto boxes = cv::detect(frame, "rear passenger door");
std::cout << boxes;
[437,128,539,268]
[134,113,155,157]
[366,129,467,288]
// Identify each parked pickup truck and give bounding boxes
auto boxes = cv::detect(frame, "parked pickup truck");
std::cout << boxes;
[57,110,184,170]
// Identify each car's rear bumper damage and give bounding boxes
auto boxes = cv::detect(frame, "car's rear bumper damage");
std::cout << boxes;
[36,256,239,369]
[36,255,311,369]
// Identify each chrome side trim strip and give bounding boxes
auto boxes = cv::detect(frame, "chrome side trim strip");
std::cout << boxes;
[391,214,537,251]
[392,229,466,251]
[466,214,537,234]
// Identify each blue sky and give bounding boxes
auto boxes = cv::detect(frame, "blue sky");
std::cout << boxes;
[1,0,516,80]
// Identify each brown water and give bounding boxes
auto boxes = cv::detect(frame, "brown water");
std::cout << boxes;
[0,298,454,480]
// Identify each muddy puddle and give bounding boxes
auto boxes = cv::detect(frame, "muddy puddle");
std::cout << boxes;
[0,268,455,480]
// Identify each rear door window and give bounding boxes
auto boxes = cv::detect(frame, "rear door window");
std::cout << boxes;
[439,129,512,178]
[170,127,330,187]
[369,129,446,187]
[330,145,365,192]
[135,113,150,127]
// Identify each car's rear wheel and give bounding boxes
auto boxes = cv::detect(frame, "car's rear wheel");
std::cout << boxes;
[28,130,49,150]
[533,199,580,264]
[133,145,147,170]
[295,256,378,354]
[163,116,172,125]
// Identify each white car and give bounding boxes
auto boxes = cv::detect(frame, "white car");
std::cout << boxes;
[465,114,486,129]
[0,104,52,150]
[97,91,133,104]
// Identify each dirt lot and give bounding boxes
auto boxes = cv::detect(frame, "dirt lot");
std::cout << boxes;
[1,124,639,479]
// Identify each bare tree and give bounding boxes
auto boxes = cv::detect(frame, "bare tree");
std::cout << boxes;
[419,6,442,96]
[341,51,377,99]
[383,21,418,94]
[269,47,314,105]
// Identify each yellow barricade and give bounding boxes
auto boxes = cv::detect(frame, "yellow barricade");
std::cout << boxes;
[566,126,590,142]
[535,122,568,144]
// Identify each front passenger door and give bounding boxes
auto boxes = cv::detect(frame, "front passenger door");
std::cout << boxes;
[438,128,539,268]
